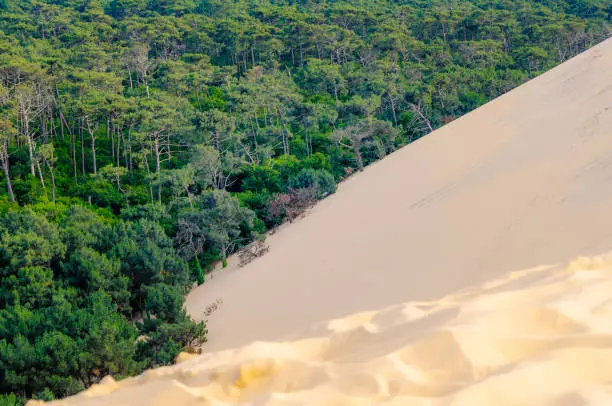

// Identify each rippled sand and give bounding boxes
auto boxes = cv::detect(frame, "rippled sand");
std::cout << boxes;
[40,254,612,405]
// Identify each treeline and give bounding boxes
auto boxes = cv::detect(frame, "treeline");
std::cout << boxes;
[0,0,610,403]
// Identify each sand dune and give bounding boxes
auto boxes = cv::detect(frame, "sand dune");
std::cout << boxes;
[186,37,612,352]
[40,253,612,405]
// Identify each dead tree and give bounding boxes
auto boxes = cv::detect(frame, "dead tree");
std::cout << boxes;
[268,186,317,224]
[0,135,14,202]
[409,102,434,133]
[238,240,270,267]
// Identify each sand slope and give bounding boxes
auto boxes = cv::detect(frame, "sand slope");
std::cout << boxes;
[186,37,612,351]
[42,253,612,405]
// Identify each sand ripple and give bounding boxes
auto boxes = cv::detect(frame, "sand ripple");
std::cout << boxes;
[38,254,612,406]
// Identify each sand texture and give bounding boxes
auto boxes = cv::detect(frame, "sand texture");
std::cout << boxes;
[186,37,612,351]
[40,253,612,405]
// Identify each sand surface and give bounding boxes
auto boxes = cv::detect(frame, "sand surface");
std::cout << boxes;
[41,253,612,405]
[186,37,612,352]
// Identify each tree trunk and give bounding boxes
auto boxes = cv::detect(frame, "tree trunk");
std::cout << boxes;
[143,154,154,205]
[127,62,133,89]
[299,38,304,66]
[154,135,161,204]
[45,159,56,203]
[115,179,129,209]
[115,126,121,166]
[143,65,150,98]
[56,84,65,140]
[127,129,133,181]
[214,130,220,151]
[41,113,47,143]
[389,93,398,126]
[0,142,14,202]
[109,117,115,162]
[247,112,258,150]
[24,119,35,176]
[276,107,292,155]
[91,134,97,174]
[353,140,363,170]
[70,131,77,181]
[80,119,86,175]
[166,136,171,160]
[27,137,35,176]
[185,186,194,210]
[86,120,97,175]
[410,103,434,133]
[36,160,45,188]
[253,110,261,132]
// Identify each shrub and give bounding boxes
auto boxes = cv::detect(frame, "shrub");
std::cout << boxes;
[288,168,336,198]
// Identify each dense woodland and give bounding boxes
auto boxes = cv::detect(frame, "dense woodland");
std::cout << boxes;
[0,0,610,403]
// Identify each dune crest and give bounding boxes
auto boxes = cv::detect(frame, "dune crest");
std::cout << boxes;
[40,253,612,405]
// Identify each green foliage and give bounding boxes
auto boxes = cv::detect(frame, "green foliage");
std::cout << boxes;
[0,393,22,406]
[113,218,191,309]
[240,164,282,193]
[0,208,66,271]
[0,205,200,400]
[175,190,255,262]
[0,0,609,401]
[288,168,336,198]
[137,284,206,366]
[236,190,273,227]
[105,0,147,18]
